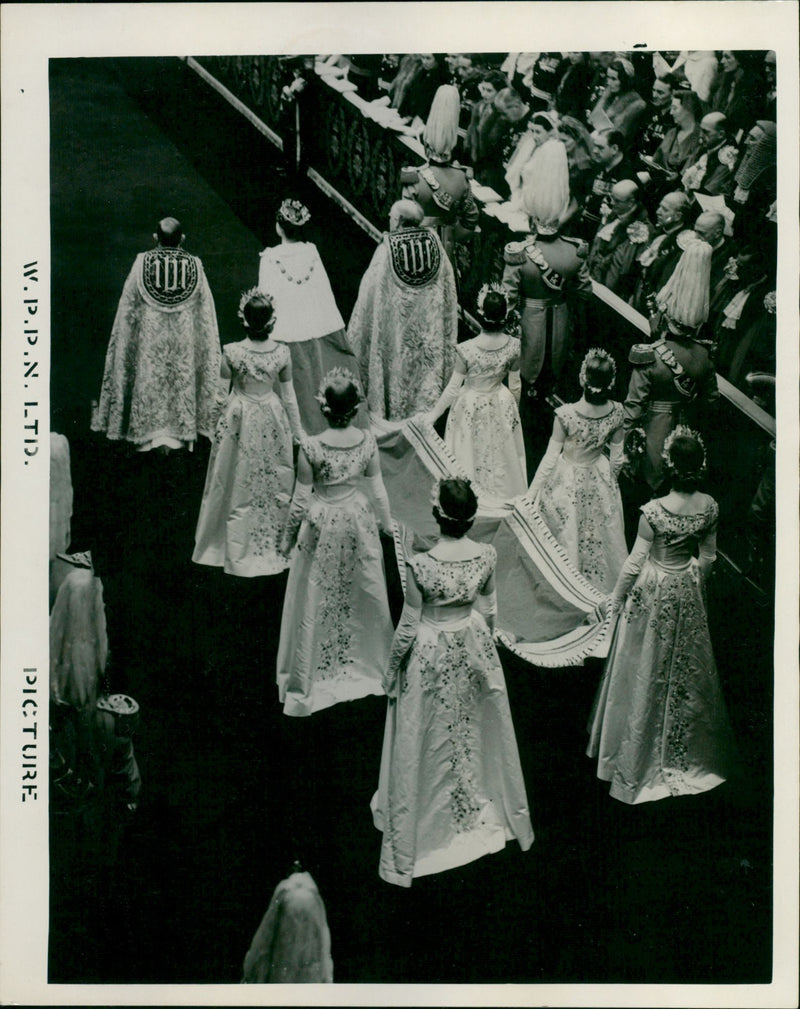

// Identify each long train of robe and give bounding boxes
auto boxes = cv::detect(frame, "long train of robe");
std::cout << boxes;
[372,417,612,667]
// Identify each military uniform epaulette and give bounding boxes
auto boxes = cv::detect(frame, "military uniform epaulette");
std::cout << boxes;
[503,238,532,265]
[629,342,657,365]
[562,235,589,259]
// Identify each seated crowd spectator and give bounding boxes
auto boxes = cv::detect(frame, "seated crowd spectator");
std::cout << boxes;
[340,49,777,397]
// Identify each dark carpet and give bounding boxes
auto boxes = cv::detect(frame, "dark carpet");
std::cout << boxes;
[49,56,773,986]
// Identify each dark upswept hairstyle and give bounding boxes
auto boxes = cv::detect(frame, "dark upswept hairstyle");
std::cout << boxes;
[242,294,276,340]
[318,372,362,428]
[664,432,706,491]
[581,355,616,405]
[432,478,479,539]
[477,289,508,332]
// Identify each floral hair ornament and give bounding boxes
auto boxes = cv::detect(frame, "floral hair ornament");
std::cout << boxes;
[764,290,776,314]
[476,282,506,317]
[314,366,363,414]
[237,287,274,325]
[277,198,311,227]
[662,424,707,475]
[430,478,478,523]
[579,347,616,393]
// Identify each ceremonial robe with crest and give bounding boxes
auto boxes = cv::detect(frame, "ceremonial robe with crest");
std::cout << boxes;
[92,246,221,449]
[347,227,458,420]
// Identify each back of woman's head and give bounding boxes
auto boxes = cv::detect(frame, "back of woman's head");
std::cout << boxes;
[241,291,276,339]
[579,349,616,404]
[663,427,706,491]
[432,478,478,538]
[316,368,362,427]
[476,285,508,331]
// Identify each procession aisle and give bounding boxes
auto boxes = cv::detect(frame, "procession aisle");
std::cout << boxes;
[48,57,772,986]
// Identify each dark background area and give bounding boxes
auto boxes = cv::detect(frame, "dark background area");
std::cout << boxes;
[49,57,773,986]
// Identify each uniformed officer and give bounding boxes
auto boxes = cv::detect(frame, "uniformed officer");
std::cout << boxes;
[399,84,479,267]
[502,138,593,471]
[622,237,718,539]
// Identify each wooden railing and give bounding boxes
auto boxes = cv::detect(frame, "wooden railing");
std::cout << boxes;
[184,54,776,584]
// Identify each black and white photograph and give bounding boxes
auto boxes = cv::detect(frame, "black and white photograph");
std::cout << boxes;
[1,3,798,1006]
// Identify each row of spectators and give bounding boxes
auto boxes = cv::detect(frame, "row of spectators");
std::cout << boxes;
[335,51,778,406]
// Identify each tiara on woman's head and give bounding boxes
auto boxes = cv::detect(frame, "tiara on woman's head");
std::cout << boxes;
[278,198,311,227]
[476,282,506,316]
[430,478,478,523]
[579,347,617,391]
[237,287,273,324]
[662,424,707,471]
[314,366,362,412]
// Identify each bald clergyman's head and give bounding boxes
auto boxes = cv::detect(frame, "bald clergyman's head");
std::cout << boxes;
[609,179,640,217]
[699,112,727,149]
[156,217,183,247]
[694,211,725,247]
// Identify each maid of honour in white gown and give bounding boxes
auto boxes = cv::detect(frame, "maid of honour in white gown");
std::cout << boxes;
[372,478,533,886]
[193,291,302,577]
[425,285,527,501]
[587,428,735,804]
[276,369,394,717]
[526,348,628,594]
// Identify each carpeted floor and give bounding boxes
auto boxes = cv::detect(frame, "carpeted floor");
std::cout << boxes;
[48,56,773,986]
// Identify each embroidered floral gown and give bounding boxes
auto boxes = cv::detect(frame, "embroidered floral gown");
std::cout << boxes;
[535,402,628,593]
[445,337,527,499]
[277,431,392,716]
[372,544,534,886]
[193,341,294,577]
[587,498,733,804]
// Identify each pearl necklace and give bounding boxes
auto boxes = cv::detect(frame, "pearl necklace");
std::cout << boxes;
[276,255,315,285]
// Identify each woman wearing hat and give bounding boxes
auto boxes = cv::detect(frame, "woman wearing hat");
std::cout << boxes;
[425,285,526,500]
[258,199,358,434]
[590,58,647,142]
[276,369,393,717]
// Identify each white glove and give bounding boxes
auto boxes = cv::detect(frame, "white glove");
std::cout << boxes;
[507,368,522,405]
[527,437,561,500]
[384,600,421,697]
[609,534,652,612]
[279,379,304,442]
[280,480,312,556]
[475,586,498,634]
[697,526,717,578]
[426,372,464,426]
[609,438,624,479]
[366,473,393,534]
